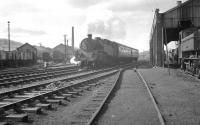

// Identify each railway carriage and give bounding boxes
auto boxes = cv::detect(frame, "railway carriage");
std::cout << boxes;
[76,34,139,67]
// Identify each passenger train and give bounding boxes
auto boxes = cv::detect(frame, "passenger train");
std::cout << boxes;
[75,34,139,67]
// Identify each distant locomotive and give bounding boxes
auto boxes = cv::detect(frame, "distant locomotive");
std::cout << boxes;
[75,34,139,67]
[166,28,200,77]
[177,28,200,75]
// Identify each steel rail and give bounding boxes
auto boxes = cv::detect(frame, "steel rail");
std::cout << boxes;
[86,69,122,125]
[0,66,76,79]
[0,68,76,82]
[85,66,135,125]
[0,68,79,87]
[0,68,116,98]
[0,65,76,77]
[136,70,165,125]
[0,70,118,111]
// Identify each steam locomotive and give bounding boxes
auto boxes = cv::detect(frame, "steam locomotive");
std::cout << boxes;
[75,34,139,67]
[166,28,200,77]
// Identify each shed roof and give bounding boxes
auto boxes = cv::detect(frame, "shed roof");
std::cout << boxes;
[164,0,193,14]
[17,43,37,51]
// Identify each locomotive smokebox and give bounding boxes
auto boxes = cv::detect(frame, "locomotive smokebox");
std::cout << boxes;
[88,34,92,39]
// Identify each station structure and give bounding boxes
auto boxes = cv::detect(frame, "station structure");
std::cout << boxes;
[150,0,200,66]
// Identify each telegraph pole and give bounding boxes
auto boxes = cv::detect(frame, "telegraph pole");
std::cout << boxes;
[8,21,10,52]
[64,34,67,62]
[66,39,69,57]
[72,26,74,53]
[67,39,69,61]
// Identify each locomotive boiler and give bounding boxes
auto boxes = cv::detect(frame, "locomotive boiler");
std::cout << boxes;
[75,34,139,67]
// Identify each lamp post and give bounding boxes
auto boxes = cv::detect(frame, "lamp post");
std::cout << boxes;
[67,39,68,61]
[8,21,10,52]
[72,26,74,54]
[64,34,67,62]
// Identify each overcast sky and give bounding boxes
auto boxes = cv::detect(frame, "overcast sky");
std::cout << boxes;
[0,0,187,51]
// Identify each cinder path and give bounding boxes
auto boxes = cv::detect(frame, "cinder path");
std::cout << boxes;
[139,68,200,125]
[97,69,160,125]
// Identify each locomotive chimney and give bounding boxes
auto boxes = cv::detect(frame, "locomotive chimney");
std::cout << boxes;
[88,34,92,39]
[176,1,182,6]
[95,37,101,40]
[155,8,159,13]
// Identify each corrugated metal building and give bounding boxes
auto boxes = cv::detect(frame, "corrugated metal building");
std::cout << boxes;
[150,0,200,66]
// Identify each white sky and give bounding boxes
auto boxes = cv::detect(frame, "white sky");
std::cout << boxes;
[0,0,187,51]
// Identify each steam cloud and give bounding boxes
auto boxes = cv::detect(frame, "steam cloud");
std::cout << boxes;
[87,16,126,40]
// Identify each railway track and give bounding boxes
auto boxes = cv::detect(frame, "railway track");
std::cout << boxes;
[0,66,78,88]
[0,66,45,77]
[0,64,130,89]
[0,67,115,98]
[0,65,76,78]
[68,67,166,125]
[136,70,165,125]
[0,70,92,96]
[66,65,133,125]
[0,65,127,125]
[69,69,122,125]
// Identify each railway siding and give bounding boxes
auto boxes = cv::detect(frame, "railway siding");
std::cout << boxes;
[17,70,119,125]
[139,68,200,125]
[97,69,160,125]
[70,70,121,125]
[0,66,120,124]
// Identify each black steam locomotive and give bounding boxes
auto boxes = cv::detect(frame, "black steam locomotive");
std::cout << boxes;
[75,34,139,67]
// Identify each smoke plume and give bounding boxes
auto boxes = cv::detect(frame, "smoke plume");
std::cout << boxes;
[87,16,126,40]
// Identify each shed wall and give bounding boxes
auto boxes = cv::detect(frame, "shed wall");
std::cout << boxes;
[163,0,200,28]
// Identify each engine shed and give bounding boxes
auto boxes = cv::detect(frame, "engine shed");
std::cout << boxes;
[17,43,37,63]
[150,0,200,67]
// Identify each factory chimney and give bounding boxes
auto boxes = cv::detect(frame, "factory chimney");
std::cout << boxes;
[72,26,74,52]
[177,1,182,6]
[88,34,92,39]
